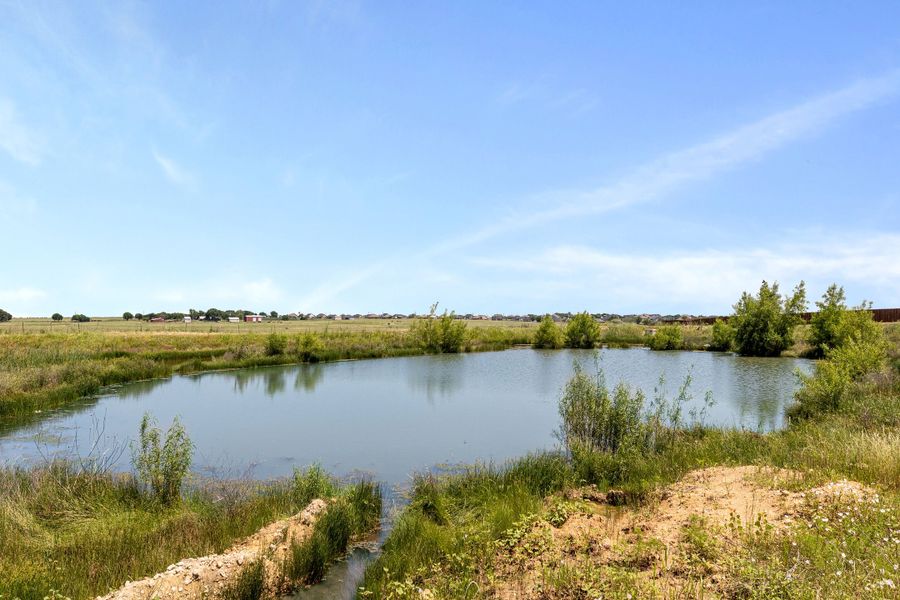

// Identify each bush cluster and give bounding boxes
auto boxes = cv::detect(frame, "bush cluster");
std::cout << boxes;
[648,325,683,351]
[410,304,468,353]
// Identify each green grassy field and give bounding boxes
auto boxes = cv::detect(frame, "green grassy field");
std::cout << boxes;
[0,317,538,334]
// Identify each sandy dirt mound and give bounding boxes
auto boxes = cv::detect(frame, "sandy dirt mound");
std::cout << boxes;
[634,465,802,547]
[96,498,327,600]
[492,466,813,599]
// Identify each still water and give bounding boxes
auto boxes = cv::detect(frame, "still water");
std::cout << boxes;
[1,348,811,487]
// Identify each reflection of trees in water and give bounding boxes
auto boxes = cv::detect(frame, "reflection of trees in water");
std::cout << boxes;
[229,368,287,397]
[405,355,463,404]
[117,378,168,399]
[295,364,324,392]
[264,370,286,396]
[725,357,803,431]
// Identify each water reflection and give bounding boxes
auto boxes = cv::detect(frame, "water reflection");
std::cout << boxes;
[0,349,812,486]
[403,354,464,402]
[117,378,169,399]
[295,364,325,392]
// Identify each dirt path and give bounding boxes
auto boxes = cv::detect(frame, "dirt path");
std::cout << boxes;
[95,499,327,600]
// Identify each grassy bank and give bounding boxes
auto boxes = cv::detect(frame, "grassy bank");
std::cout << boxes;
[360,332,900,598]
[0,464,381,600]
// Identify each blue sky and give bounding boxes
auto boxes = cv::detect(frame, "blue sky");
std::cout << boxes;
[2,1,900,317]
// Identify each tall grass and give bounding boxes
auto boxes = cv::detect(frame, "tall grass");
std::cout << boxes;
[0,463,376,600]
[283,479,382,587]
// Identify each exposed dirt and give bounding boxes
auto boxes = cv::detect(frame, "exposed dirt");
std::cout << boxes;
[95,498,327,600]
[489,466,877,599]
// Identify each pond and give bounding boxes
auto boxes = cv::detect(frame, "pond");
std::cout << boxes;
[1,348,811,487]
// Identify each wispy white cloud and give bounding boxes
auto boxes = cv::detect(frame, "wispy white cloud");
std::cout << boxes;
[496,78,599,115]
[152,149,196,188]
[0,98,43,165]
[444,69,900,253]
[154,277,284,309]
[297,263,387,311]
[303,70,900,307]
[0,286,47,304]
[470,232,900,311]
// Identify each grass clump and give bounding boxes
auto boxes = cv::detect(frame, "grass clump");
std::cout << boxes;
[284,479,382,587]
[219,560,265,600]
[291,463,336,507]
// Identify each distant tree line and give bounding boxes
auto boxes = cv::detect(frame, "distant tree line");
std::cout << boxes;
[120,308,278,322]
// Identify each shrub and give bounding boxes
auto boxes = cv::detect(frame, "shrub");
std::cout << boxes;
[564,312,601,349]
[0,308,12,322]
[708,319,733,351]
[410,303,467,353]
[71,313,91,323]
[649,325,683,351]
[533,315,563,349]
[293,332,324,362]
[557,365,646,454]
[789,333,888,420]
[731,280,806,356]
[264,332,287,356]
[131,413,193,504]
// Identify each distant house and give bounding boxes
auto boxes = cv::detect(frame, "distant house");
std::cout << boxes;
[149,317,165,323]
[228,316,240,323]
[245,314,263,323]
[183,316,191,323]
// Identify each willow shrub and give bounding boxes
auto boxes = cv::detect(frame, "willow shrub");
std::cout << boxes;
[533,314,563,349]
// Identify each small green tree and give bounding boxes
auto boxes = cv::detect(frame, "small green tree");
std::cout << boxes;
[51,312,63,321]
[132,413,194,504]
[71,313,91,323]
[122,311,134,321]
[708,319,733,351]
[649,325,683,351]
[564,312,601,349]
[410,303,468,353]
[533,315,563,349]
[0,308,11,322]
[731,280,807,357]
[809,284,881,358]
